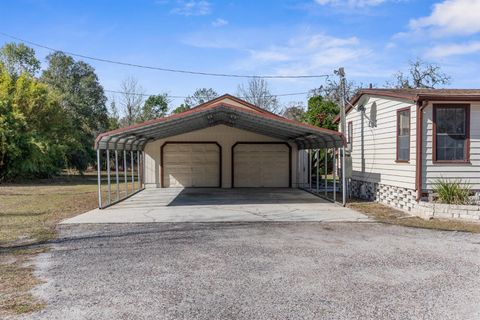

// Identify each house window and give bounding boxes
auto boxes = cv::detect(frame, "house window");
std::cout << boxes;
[347,121,353,149]
[396,108,410,162]
[433,104,470,162]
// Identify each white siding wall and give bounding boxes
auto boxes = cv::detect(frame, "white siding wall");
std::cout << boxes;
[422,102,480,190]
[346,96,417,190]
[143,124,299,188]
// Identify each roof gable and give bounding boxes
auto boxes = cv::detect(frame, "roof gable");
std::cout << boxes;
[192,94,272,115]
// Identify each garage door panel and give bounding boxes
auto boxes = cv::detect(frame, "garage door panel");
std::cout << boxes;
[191,144,218,152]
[233,143,290,188]
[165,165,191,173]
[263,164,288,175]
[166,174,192,188]
[192,154,218,163]
[234,168,261,187]
[162,143,220,188]
[235,164,261,177]
[192,174,218,187]
[262,170,288,187]
[191,166,218,177]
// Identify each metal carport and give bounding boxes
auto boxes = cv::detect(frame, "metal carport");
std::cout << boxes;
[94,94,347,208]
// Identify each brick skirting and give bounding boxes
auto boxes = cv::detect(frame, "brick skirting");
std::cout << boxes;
[350,179,480,221]
[350,179,416,212]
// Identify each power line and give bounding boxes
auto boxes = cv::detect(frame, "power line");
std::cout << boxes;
[0,32,331,79]
[105,90,185,99]
[104,89,311,99]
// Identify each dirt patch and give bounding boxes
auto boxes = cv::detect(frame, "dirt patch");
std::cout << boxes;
[348,201,480,233]
[0,248,47,317]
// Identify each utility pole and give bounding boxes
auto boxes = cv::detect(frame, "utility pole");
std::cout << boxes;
[335,67,347,206]
[336,67,347,135]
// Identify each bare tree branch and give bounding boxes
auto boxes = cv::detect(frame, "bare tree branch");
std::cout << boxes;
[119,77,144,125]
[387,58,451,89]
[309,78,361,105]
[237,77,279,112]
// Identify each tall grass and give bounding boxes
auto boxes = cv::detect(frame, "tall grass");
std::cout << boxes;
[433,178,471,205]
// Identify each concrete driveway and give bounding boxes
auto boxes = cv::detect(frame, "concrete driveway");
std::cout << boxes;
[62,188,368,224]
[29,222,480,320]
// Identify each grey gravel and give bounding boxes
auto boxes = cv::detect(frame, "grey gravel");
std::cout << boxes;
[26,222,480,320]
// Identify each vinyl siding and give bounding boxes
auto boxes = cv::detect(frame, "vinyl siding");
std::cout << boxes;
[422,102,480,190]
[345,96,417,190]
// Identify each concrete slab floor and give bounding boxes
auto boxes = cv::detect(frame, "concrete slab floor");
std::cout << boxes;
[62,188,369,224]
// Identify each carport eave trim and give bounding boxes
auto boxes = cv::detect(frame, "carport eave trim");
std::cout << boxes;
[95,102,346,150]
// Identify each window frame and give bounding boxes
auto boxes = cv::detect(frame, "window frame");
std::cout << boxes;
[396,107,411,163]
[432,104,470,164]
[347,121,353,150]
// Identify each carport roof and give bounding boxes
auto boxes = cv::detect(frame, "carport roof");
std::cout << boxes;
[95,94,346,151]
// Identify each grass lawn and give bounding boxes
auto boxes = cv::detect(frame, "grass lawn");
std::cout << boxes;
[0,172,138,316]
[348,200,480,233]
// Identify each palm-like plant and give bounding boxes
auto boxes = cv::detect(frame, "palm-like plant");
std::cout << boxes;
[433,178,471,205]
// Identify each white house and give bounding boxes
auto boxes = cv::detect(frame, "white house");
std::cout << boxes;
[339,88,480,213]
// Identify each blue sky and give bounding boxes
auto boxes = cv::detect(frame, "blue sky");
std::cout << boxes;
[1,0,479,110]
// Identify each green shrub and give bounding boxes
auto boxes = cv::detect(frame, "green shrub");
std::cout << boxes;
[433,178,471,205]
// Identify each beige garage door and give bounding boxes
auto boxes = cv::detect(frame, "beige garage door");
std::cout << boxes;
[162,143,220,187]
[233,143,290,187]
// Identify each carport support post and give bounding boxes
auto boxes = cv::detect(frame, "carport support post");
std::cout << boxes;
[123,150,128,196]
[324,149,327,197]
[130,150,134,192]
[301,149,304,188]
[141,151,144,189]
[115,150,119,201]
[333,148,337,203]
[309,149,312,190]
[97,149,102,209]
[106,149,111,205]
[342,147,347,206]
[137,150,141,191]
[316,149,319,193]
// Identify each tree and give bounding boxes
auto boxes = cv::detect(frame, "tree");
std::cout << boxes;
[41,51,108,172]
[281,103,305,121]
[141,93,170,121]
[184,88,218,107]
[237,77,279,112]
[172,103,190,114]
[119,77,144,126]
[0,42,40,77]
[301,95,339,176]
[388,58,451,89]
[0,64,69,180]
[107,98,121,130]
[309,78,360,107]
[303,95,339,131]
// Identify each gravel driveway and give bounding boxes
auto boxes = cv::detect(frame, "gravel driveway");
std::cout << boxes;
[28,222,480,320]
